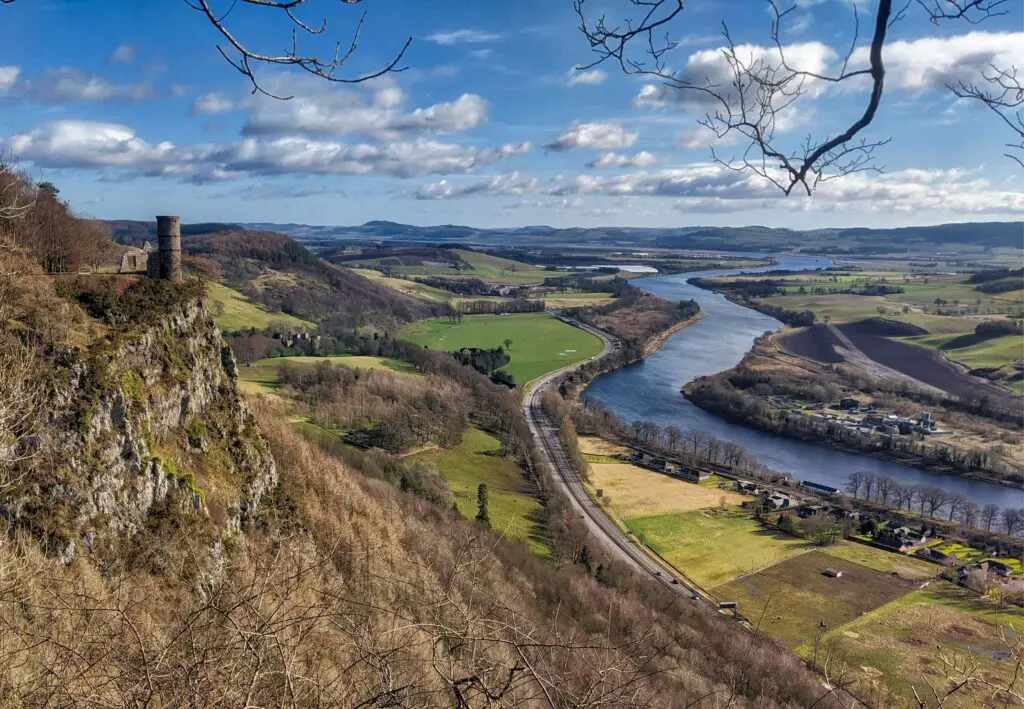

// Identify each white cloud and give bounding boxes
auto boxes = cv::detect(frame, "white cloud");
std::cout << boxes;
[546,122,638,151]
[22,67,154,102]
[0,66,19,94]
[416,171,538,199]
[851,31,1024,93]
[192,92,235,115]
[242,78,488,138]
[2,120,529,183]
[108,44,137,64]
[634,41,835,134]
[568,68,607,86]
[587,151,658,169]
[426,29,500,45]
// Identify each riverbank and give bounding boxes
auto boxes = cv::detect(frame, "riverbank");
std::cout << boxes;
[642,312,704,358]
[681,338,1023,491]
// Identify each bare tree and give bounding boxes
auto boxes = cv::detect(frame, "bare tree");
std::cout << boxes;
[875,475,896,505]
[0,155,36,225]
[919,485,949,518]
[664,425,683,451]
[950,64,1024,167]
[958,501,980,528]
[981,503,1001,532]
[845,471,866,499]
[574,0,1013,193]
[1002,508,1024,536]
[945,492,968,523]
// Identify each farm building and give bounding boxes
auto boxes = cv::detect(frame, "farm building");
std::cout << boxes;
[676,467,711,483]
[916,547,951,563]
[802,480,838,495]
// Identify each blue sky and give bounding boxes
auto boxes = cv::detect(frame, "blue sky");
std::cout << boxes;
[1,0,1022,229]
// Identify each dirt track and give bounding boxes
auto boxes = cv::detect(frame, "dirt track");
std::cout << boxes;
[778,318,1022,409]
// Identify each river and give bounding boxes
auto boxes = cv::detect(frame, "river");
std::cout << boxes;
[584,255,1023,509]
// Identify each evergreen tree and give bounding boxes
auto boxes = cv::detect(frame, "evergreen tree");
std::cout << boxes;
[475,483,490,526]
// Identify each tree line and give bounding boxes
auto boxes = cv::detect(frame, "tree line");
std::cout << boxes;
[845,471,1024,536]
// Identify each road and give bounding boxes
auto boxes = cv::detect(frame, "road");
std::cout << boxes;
[523,318,713,602]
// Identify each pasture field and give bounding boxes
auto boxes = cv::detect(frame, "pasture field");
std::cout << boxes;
[345,268,454,303]
[626,508,812,588]
[713,550,918,649]
[353,250,546,285]
[399,312,604,385]
[409,428,550,558]
[207,282,316,333]
[821,543,939,581]
[800,581,1023,707]
[239,355,417,395]
[531,292,617,309]
[902,331,1022,380]
[587,463,746,519]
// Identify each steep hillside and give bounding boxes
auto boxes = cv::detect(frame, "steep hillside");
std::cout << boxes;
[183,230,437,327]
[0,280,834,707]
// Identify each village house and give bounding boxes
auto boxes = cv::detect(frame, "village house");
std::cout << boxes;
[877,525,926,550]
[763,492,798,510]
[916,547,950,563]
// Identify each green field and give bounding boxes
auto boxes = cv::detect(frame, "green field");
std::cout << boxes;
[239,355,417,395]
[626,508,812,588]
[351,250,546,285]
[822,542,938,580]
[409,427,550,558]
[800,582,1023,707]
[714,550,918,649]
[206,282,316,333]
[346,268,455,303]
[399,312,604,385]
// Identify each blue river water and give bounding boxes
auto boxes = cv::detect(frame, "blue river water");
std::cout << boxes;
[584,255,1023,509]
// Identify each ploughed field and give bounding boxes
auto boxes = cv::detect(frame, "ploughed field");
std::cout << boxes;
[778,319,1021,409]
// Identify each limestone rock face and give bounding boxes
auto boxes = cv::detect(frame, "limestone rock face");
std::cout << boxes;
[0,300,277,560]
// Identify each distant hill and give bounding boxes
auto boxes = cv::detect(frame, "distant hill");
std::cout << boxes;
[242,220,1024,255]
[102,219,243,247]
[182,230,438,327]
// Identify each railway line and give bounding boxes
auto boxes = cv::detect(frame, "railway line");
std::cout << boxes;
[523,322,716,605]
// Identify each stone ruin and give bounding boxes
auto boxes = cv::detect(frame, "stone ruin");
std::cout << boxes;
[145,215,183,282]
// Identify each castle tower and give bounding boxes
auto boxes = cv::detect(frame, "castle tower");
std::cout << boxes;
[156,215,182,282]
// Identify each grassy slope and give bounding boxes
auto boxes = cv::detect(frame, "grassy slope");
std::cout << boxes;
[627,508,812,588]
[346,268,455,303]
[238,355,417,395]
[399,312,604,385]
[903,331,1022,368]
[207,282,316,332]
[409,428,550,558]
[798,581,1023,707]
[822,543,938,580]
[353,250,546,285]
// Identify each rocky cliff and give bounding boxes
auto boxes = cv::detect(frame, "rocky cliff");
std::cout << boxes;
[2,297,277,562]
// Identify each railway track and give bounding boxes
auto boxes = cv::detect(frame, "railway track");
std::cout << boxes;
[523,324,716,605]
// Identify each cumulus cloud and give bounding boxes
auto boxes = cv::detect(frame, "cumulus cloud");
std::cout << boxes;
[634,41,834,134]
[9,67,156,102]
[587,151,658,169]
[192,92,235,115]
[416,171,538,199]
[412,161,1023,215]
[242,78,488,138]
[568,68,607,86]
[426,29,500,45]
[108,43,137,64]
[1,120,529,183]
[850,31,1024,92]
[546,122,638,151]
[0,66,19,94]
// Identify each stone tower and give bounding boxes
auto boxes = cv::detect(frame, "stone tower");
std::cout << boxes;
[156,215,182,282]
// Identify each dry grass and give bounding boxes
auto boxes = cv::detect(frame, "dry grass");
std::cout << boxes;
[578,435,629,456]
[588,462,746,519]
[802,581,1023,708]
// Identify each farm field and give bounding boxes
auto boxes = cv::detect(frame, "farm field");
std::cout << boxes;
[713,550,919,649]
[578,435,629,457]
[531,292,617,309]
[207,281,316,333]
[626,508,812,588]
[399,312,604,385]
[800,581,1023,707]
[238,355,417,395]
[821,543,939,581]
[344,268,454,303]
[409,428,550,558]
[902,332,1023,392]
[587,463,746,519]
[352,250,547,285]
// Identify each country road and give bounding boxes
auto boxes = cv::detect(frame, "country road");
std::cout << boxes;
[523,318,712,602]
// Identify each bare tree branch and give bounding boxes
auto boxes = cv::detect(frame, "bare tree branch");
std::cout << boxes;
[181,0,412,99]
[950,64,1024,168]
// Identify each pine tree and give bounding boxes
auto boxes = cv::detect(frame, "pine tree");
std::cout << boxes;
[475,483,490,526]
